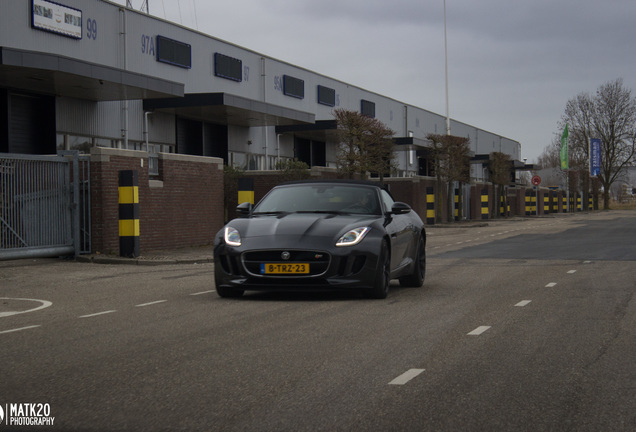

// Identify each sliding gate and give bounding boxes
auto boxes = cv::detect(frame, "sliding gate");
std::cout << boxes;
[0,152,90,260]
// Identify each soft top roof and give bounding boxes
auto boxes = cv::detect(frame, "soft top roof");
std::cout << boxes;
[279,179,390,192]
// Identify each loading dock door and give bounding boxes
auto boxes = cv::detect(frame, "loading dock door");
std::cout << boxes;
[6,93,56,155]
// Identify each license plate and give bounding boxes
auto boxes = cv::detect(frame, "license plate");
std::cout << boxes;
[260,263,310,274]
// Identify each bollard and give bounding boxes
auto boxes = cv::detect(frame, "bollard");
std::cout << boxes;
[426,187,435,225]
[454,188,460,221]
[119,170,139,258]
[481,189,489,220]
[238,178,254,205]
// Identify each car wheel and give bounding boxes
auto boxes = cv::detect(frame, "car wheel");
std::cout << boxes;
[366,238,390,299]
[399,234,426,287]
[216,285,244,298]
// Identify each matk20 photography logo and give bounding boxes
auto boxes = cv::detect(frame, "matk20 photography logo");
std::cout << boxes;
[1,403,55,427]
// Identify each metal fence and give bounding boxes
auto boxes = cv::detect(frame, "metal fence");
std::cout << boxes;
[0,152,90,260]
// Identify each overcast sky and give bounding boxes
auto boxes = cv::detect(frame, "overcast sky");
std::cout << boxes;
[118,0,636,162]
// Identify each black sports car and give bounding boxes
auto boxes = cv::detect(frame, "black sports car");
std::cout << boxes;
[213,180,426,299]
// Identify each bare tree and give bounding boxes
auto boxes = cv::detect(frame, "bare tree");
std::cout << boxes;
[558,78,636,209]
[334,109,395,180]
[426,134,446,223]
[427,134,471,222]
[365,118,396,181]
[537,136,562,169]
[488,152,511,218]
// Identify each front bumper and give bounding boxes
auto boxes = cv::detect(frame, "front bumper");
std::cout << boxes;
[214,241,381,291]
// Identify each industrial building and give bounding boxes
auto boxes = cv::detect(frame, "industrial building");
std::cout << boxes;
[1,0,521,177]
[0,0,529,259]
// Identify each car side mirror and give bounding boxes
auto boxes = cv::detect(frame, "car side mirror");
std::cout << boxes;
[236,202,253,217]
[391,202,412,215]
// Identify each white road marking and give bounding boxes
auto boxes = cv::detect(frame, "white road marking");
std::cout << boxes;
[389,369,425,385]
[190,290,216,296]
[0,298,52,318]
[0,325,41,334]
[467,326,491,336]
[79,310,117,318]
[567,270,577,274]
[135,300,167,307]
[545,282,557,288]
[515,300,532,307]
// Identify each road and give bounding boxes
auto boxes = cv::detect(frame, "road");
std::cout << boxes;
[1,210,635,431]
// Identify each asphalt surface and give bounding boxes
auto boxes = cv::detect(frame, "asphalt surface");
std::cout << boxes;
[1,210,635,431]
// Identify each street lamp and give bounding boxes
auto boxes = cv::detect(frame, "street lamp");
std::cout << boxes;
[444,0,450,136]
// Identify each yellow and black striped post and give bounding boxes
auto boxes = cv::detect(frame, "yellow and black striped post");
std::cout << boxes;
[454,188,460,221]
[481,189,489,220]
[238,178,254,205]
[119,170,139,258]
[525,190,532,216]
[500,194,510,217]
[562,195,568,213]
[543,193,550,215]
[426,187,435,225]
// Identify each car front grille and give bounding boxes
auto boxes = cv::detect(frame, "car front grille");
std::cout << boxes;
[242,250,331,277]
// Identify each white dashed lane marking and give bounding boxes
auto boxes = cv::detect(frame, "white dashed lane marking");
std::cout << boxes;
[545,282,557,288]
[79,310,117,319]
[190,290,216,296]
[389,369,425,385]
[467,326,491,336]
[0,325,41,334]
[135,300,167,307]
[515,300,532,307]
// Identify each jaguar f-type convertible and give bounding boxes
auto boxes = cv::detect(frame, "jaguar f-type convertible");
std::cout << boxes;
[213,180,426,299]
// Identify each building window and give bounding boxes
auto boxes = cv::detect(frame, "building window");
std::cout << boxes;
[317,85,336,107]
[156,35,192,69]
[214,53,242,82]
[361,99,375,118]
[283,75,304,99]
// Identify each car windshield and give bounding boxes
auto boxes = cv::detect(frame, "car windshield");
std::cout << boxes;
[253,184,381,215]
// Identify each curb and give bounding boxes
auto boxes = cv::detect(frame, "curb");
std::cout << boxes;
[76,255,214,266]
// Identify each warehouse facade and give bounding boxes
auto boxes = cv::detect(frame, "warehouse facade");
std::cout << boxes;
[1,0,521,177]
[0,0,527,258]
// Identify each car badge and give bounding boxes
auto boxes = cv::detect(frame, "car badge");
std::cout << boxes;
[281,251,291,260]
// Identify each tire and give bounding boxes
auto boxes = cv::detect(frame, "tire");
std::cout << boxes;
[216,285,244,298]
[399,235,426,287]
[366,239,390,299]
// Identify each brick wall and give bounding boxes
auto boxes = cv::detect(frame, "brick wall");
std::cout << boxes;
[90,147,224,255]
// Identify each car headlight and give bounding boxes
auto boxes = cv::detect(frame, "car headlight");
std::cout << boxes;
[224,226,241,246]
[336,227,370,247]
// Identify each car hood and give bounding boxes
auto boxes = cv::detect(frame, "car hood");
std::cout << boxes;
[233,213,379,240]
